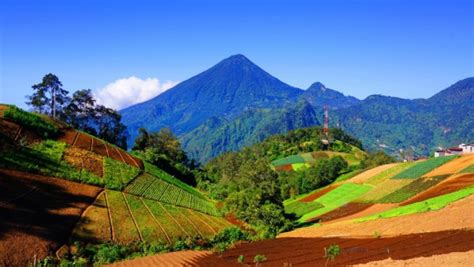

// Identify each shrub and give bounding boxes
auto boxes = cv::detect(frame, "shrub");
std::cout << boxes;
[237,255,245,264]
[4,105,59,138]
[324,244,341,266]
[254,254,267,264]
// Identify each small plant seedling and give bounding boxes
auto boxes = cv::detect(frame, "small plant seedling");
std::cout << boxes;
[324,244,341,267]
[237,255,245,264]
[373,231,381,238]
[253,254,267,266]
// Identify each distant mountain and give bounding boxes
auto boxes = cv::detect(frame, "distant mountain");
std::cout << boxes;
[181,101,321,163]
[120,54,473,163]
[334,78,474,155]
[300,82,360,109]
[121,54,303,143]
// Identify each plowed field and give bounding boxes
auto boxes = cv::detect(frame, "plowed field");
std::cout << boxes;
[0,169,101,267]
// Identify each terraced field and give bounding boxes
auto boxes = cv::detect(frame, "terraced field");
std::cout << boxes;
[72,190,232,245]
[393,155,457,179]
[298,183,372,222]
[125,173,217,215]
[0,169,101,267]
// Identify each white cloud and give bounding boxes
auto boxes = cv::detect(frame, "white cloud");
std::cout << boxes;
[94,76,179,110]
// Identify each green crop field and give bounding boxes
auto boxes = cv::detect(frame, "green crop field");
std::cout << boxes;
[298,183,373,222]
[356,186,474,222]
[392,156,457,179]
[144,162,205,199]
[271,154,305,166]
[123,194,169,243]
[378,175,450,203]
[3,105,59,138]
[106,190,141,243]
[356,179,413,203]
[103,157,140,190]
[365,162,415,186]
[285,201,324,217]
[460,164,474,173]
[125,173,218,215]
[0,139,103,186]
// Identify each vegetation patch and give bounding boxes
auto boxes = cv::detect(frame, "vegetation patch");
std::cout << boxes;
[271,154,305,166]
[145,162,205,199]
[3,105,59,138]
[356,186,474,222]
[63,146,104,177]
[298,183,372,222]
[0,140,103,186]
[379,175,449,203]
[356,179,413,203]
[460,164,474,174]
[106,190,141,243]
[392,156,457,179]
[285,201,324,217]
[365,162,415,186]
[103,157,140,190]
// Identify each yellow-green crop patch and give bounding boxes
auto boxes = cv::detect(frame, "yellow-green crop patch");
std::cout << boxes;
[392,156,457,179]
[356,179,413,203]
[365,162,415,186]
[355,186,474,222]
[378,175,449,203]
[460,164,474,174]
[285,201,324,217]
[298,183,372,223]
[103,157,140,190]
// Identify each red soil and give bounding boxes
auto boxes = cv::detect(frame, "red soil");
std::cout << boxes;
[0,169,101,267]
[0,118,21,140]
[275,164,294,171]
[299,185,337,202]
[310,203,374,223]
[63,146,104,177]
[74,132,92,150]
[91,138,109,157]
[402,173,474,205]
[58,129,78,145]
[112,230,474,267]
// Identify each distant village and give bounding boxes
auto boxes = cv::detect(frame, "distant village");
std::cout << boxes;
[434,144,474,157]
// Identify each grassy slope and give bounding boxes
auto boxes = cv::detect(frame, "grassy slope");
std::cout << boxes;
[298,183,372,222]
[356,186,474,222]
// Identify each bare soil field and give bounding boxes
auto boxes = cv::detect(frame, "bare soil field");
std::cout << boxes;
[57,129,78,145]
[63,146,104,177]
[91,138,109,157]
[349,163,398,184]
[112,230,474,267]
[0,169,101,267]
[274,164,293,171]
[354,250,474,266]
[402,173,474,205]
[299,185,338,202]
[74,132,92,150]
[312,203,374,223]
[423,154,474,177]
[0,118,21,140]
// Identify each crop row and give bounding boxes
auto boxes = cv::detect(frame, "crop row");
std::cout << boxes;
[71,190,232,244]
[125,172,218,215]
[103,157,140,190]
[378,175,449,203]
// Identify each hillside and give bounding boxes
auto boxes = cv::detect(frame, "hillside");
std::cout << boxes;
[120,54,303,143]
[0,105,231,266]
[114,153,474,266]
[118,54,473,162]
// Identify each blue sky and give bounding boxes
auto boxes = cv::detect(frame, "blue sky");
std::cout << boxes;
[1,0,473,110]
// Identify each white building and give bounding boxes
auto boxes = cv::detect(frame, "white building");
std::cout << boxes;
[459,144,474,154]
[434,144,474,157]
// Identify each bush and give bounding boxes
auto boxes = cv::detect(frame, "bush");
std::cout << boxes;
[4,105,59,138]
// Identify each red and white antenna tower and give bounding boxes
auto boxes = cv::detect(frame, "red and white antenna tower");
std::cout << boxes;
[322,106,330,145]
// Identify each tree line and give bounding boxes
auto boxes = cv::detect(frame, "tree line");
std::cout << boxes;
[26,73,127,148]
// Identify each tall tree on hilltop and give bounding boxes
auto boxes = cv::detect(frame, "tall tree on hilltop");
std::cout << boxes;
[27,73,70,118]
